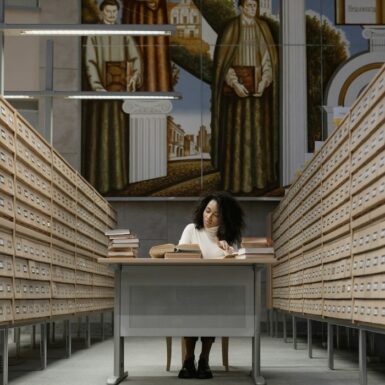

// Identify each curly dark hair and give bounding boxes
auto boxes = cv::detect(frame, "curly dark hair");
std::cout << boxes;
[193,191,244,245]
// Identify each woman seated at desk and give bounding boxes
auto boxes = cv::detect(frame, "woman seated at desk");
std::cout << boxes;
[178,191,244,379]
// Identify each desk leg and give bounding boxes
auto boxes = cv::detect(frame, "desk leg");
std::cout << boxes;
[252,267,266,385]
[107,266,127,385]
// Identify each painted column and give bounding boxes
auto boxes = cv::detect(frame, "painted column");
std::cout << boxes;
[122,101,172,183]
[280,0,308,186]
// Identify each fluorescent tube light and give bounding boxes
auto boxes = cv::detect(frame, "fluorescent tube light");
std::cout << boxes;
[0,24,176,36]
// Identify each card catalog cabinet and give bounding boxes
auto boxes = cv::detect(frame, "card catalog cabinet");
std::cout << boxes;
[272,65,385,326]
[0,98,116,325]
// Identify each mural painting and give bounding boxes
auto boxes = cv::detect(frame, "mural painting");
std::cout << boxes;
[81,0,281,197]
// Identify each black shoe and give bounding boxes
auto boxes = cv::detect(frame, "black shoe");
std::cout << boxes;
[178,356,197,379]
[196,357,213,379]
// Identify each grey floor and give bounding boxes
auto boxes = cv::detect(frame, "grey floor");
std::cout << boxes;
[6,334,385,385]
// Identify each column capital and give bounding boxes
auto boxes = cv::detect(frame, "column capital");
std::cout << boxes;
[122,100,173,114]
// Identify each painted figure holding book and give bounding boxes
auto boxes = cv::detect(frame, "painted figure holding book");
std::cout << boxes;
[211,0,279,194]
[177,191,244,380]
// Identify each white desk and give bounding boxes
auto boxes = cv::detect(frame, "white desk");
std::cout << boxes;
[98,257,275,385]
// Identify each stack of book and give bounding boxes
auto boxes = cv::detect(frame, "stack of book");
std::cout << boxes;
[164,244,202,259]
[105,229,139,258]
[237,237,274,259]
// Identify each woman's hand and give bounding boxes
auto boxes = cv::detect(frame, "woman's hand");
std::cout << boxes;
[218,240,234,254]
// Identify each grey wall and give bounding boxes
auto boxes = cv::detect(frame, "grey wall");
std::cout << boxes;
[111,199,279,257]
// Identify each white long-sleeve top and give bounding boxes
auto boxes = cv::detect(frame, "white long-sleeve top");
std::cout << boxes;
[178,223,227,259]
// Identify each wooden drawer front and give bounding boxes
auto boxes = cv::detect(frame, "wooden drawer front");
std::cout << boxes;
[94,264,114,278]
[287,219,302,241]
[93,239,107,257]
[353,274,385,299]
[94,205,106,223]
[323,278,352,299]
[14,279,50,299]
[323,300,352,320]
[0,299,13,322]
[94,216,106,234]
[303,247,322,269]
[77,204,94,228]
[52,152,77,185]
[29,261,50,281]
[273,298,290,311]
[289,255,303,274]
[353,300,385,325]
[289,270,303,286]
[77,219,94,240]
[0,146,14,174]
[52,203,76,228]
[322,159,350,198]
[52,171,76,198]
[51,265,75,284]
[322,181,350,216]
[301,186,322,217]
[323,258,351,281]
[93,286,114,298]
[273,260,290,278]
[303,220,321,244]
[76,232,94,253]
[0,101,15,130]
[351,151,385,195]
[322,140,349,181]
[94,194,108,214]
[303,283,322,299]
[322,201,350,234]
[303,299,323,316]
[275,245,289,260]
[323,235,351,264]
[76,298,94,313]
[322,118,350,162]
[77,191,94,214]
[0,255,13,277]
[51,282,75,299]
[0,229,14,256]
[352,125,385,174]
[0,193,14,219]
[0,169,14,196]
[94,298,114,311]
[76,256,96,274]
[52,187,75,213]
[14,257,29,278]
[273,287,289,299]
[352,175,385,218]
[352,221,385,255]
[16,118,51,162]
[76,284,93,298]
[289,285,303,299]
[351,98,385,152]
[93,274,114,287]
[51,247,75,269]
[300,171,322,202]
[14,236,50,264]
[303,265,322,284]
[16,141,51,180]
[107,205,117,222]
[77,174,94,201]
[0,124,14,153]
[52,220,75,244]
[15,202,51,233]
[289,299,303,313]
[16,181,51,215]
[273,275,289,288]
[353,248,385,276]
[303,202,321,228]
[0,277,13,299]
[15,161,51,198]
[94,230,107,248]
[14,299,50,320]
[75,270,92,286]
[51,299,76,316]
